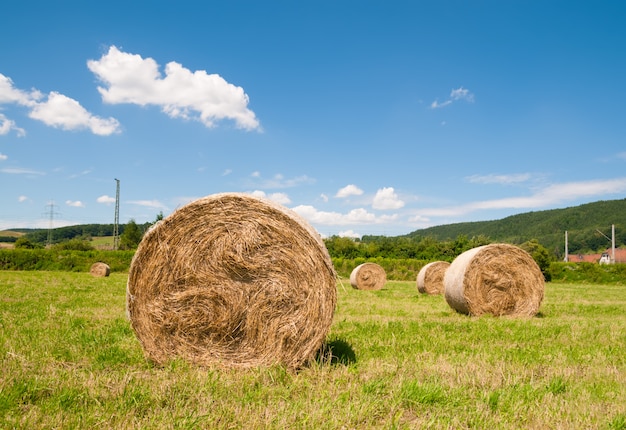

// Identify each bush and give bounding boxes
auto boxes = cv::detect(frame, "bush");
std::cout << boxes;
[0,249,135,272]
[52,239,95,251]
[549,262,626,285]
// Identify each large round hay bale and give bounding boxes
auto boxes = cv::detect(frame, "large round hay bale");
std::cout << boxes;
[416,261,450,295]
[444,244,544,317]
[90,262,110,277]
[126,192,337,369]
[349,263,386,290]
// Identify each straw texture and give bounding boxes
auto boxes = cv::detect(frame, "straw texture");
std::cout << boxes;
[444,244,544,317]
[416,261,449,295]
[89,262,110,277]
[126,192,337,369]
[349,263,386,290]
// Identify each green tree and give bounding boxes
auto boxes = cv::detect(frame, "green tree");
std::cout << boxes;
[14,237,40,249]
[324,236,360,258]
[120,219,143,250]
[520,239,553,281]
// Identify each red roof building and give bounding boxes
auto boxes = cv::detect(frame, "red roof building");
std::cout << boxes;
[566,248,626,263]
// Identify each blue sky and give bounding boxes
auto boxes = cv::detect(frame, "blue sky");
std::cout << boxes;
[1,1,625,238]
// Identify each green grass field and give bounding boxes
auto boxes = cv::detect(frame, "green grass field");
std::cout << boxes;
[1,271,625,429]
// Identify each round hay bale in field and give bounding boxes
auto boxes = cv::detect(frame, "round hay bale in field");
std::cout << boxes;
[90,262,110,277]
[126,192,337,370]
[349,263,386,290]
[416,261,450,295]
[443,244,544,317]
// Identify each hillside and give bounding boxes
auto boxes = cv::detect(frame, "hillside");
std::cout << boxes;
[402,198,626,255]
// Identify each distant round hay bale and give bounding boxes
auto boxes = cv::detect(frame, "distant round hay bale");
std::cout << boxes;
[416,261,450,295]
[444,244,544,317]
[126,192,337,370]
[349,263,386,290]
[89,262,110,277]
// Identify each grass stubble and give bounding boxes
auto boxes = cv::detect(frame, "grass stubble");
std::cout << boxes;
[0,272,625,429]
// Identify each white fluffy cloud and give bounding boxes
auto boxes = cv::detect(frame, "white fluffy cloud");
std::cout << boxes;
[0,113,26,136]
[338,229,361,239]
[335,184,363,198]
[250,190,292,205]
[29,92,120,135]
[87,46,260,131]
[292,205,398,226]
[65,200,85,208]
[0,74,39,105]
[0,73,120,135]
[96,195,116,205]
[372,187,404,210]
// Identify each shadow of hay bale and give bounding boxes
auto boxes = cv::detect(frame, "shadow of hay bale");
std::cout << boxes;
[315,339,357,366]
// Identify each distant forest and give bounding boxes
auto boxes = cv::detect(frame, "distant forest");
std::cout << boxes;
[2,198,625,261]
[395,198,626,258]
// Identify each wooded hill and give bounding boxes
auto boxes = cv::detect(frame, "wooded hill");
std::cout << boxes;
[395,198,626,257]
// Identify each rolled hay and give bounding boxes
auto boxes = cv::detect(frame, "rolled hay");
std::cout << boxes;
[89,262,110,277]
[349,263,386,290]
[443,244,544,317]
[126,192,337,370]
[416,261,450,295]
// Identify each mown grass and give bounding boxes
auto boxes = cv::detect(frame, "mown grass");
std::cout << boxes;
[1,272,625,429]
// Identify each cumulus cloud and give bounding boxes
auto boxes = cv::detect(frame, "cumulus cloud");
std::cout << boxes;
[249,190,292,205]
[0,113,26,136]
[87,46,260,131]
[29,92,121,135]
[372,187,404,210]
[65,200,84,208]
[18,195,29,202]
[96,195,116,204]
[0,74,40,105]
[0,73,120,135]
[430,86,475,109]
[338,229,361,239]
[292,205,398,226]
[0,153,7,161]
[335,184,363,198]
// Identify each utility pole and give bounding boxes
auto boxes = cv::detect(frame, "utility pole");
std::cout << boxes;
[113,178,120,250]
[43,200,60,247]
[611,224,615,264]
[596,224,616,264]
[564,230,568,262]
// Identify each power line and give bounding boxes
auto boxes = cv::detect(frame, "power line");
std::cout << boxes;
[43,200,61,247]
